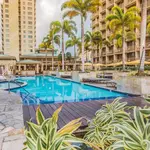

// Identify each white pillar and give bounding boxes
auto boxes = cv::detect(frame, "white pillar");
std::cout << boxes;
[36,64,39,74]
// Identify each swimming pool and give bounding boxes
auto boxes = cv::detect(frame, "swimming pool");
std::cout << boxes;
[12,76,129,105]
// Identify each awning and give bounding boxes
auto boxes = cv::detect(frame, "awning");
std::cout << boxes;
[84,62,92,66]
[17,59,42,64]
[93,63,105,67]
[126,60,150,65]
[106,61,123,67]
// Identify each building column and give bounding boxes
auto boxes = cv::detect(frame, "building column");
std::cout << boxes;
[36,64,39,74]
[18,65,21,72]
[24,65,26,71]
[41,64,43,72]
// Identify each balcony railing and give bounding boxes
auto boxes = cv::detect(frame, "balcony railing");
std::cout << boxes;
[108,0,114,7]
[127,46,135,51]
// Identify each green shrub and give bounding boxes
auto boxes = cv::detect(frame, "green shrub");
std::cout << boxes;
[84,98,130,150]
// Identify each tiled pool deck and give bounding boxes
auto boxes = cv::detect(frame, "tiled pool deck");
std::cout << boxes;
[0,91,24,150]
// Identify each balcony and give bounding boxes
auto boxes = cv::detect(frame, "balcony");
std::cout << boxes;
[126,0,136,8]
[126,46,135,52]
[101,25,106,31]
[107,50,113,55]
[102,51,106,56]
[107,0,114,9]
[115,48,122,54]
[146,42,150,49]
[127,57,135,62]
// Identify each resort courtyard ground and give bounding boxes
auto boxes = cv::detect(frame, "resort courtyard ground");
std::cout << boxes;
[0,71,150,149]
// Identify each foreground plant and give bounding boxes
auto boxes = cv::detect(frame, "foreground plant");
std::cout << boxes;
[110,107,150,150]
[85,98,130,150]
[24,106,100,150]
[24,106,83,150]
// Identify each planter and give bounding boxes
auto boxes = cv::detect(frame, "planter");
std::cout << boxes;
[72,71,79,82]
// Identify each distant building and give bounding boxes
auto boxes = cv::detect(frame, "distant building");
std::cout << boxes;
[91,0,150,64]
[1,0,36,60]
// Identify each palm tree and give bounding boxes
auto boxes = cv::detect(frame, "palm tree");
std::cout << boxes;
[50,20,77,71]
[61,0,101,72]
[106,6,141,71]
[39,37,51,71]
[139,0,148,74]
[84,31,103,68]
[66,36,81,70]
[49,23,61,71]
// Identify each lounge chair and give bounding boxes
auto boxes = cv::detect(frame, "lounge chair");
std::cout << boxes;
[61,75,72,79]
[106,80,117,88]
[97,73,113,79]
[82,77,111,83]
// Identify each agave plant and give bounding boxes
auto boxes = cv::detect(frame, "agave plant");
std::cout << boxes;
[24,106,83,150]
[24,106,100,150]
[85,98,130,150]
[110,107,150,150]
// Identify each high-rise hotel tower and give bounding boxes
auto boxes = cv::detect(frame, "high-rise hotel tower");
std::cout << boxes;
[1,0,36,60]
[91,0,150,65]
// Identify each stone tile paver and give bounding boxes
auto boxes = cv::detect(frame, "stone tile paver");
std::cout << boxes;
[0,90,25,150]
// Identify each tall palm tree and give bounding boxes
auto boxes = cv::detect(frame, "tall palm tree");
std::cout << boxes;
[84,31,102,68]
[39,37,51,71]
[66,36,81,70]
[61,0,101,72]
[106,6,141,71]
[139,0,147,74]
[49,23,61,71]
[51,20,77,71]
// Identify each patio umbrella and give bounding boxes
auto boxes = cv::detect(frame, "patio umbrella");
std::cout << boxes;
[106,61,123,67]
[84,62,92,66]
[93,63,105,67]
[126,60,150,65]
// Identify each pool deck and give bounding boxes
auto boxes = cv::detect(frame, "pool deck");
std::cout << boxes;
[23,96,145,130]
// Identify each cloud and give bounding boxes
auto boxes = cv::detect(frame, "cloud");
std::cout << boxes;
[37,0,91,54]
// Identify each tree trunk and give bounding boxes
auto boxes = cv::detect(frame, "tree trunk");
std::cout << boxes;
[52,38,54,71]
[86,50,88,62]
[74,45,77,71]
[81,15,85,72]
[62,29,65,71]
[46,48,48,71]
[122,25,126,71]
[139,0,147,74]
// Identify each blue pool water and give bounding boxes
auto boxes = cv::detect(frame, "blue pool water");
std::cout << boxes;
[12,76,128,105]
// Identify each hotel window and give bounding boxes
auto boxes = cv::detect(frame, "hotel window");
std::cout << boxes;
[23,21,26,24]
[28,31,32,34]
[5,9,9,13]
[28,17,32,20]
[6,34,9,37]
[28,35,32,38]
[5,4,9,8]
[5,0,9,3]
[24,35,26,38]
[23,30,26,33]
[28,2,32,5]
[5,19,9,23]
[6,39,9,42]
[28,7,32,10]
[28,26,32,29]
[28,21,32,25]
[29,40,32,43]
[6,29,9,32]
[5,14,9,18]
[28,12,32,15]
[6,24,9,28]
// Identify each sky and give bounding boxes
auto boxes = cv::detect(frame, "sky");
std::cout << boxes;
[0,0,91,54]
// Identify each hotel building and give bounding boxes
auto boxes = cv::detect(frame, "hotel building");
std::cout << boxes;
[1,0,36,60]
[91,0,150,65]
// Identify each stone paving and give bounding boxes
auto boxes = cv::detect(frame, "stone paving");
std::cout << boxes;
[0,90,25,150]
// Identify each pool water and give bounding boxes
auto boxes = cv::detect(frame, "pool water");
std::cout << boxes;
[0,82,20,90]
[12,76,128,105]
